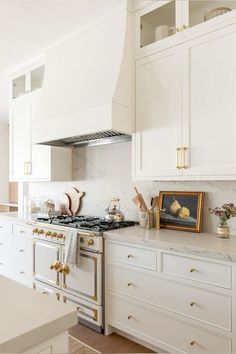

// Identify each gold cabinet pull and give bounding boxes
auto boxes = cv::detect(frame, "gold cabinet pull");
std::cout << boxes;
[127,254,133,259]
[127,315,133,320]
[182,146,189,169]
[176,147,182,169]
[190,301,196,307]
[183,24,188,30]
[24,161,32,175]
[127,282,133,287]
[190,341,196,346]
[190,267,196,273]
[176,27,181,32]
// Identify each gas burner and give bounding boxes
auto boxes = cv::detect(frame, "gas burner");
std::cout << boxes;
[36,215,136,232]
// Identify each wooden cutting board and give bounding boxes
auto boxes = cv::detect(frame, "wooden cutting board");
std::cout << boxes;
[66,187,85,215]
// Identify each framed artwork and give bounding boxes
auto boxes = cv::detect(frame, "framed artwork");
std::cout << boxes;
[159,191,204,233]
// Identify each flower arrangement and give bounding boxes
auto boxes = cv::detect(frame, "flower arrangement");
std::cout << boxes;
[209,203,236,226]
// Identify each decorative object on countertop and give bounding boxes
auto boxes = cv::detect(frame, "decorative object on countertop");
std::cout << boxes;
[45,199,55,212]
[209,203,236,238]
[105,198,124,222]
[159,191,204,233]
[151,195,161,230]
[204,7,231,21]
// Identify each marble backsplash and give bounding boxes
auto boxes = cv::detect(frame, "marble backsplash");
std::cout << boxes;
[29,141,236,234]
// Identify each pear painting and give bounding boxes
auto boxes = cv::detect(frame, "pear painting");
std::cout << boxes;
[159,192,204,232]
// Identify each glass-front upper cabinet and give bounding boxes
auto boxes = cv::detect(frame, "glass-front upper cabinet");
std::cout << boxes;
[137,0,182,53]
[136,0,236,57]
[188,0,236,29]
[11,65,45,100]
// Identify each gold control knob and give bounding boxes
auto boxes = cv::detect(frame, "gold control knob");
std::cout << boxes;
[38,229,44,234]
[127,315,133,320]
[190,268,196,273]
[190,301,196,307]
[58,263,70,275]
[46,231,51,236]
[33,228,38,233]
[50,261,60,271]
[57,233,64,239]
[86,239,94,246]
[51,232,57,237]
[190,341,196,346]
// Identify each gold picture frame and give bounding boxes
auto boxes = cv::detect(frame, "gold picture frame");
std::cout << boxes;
[159,191,204,233]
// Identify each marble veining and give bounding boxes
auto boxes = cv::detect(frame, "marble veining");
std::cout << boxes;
[28,142,236,234]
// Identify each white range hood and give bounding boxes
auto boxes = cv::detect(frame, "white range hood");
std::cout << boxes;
[33,7,134,147]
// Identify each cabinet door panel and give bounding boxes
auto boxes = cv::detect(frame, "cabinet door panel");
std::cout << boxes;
[10,101,31,179]
[135,48,183,179]
[31,97,51,180]
[184,27,236,177]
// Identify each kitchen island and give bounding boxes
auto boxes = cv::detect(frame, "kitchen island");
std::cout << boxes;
[0,276,77,353]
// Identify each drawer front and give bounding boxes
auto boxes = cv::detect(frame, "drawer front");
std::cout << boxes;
[0,234,12,256]
[107,242,157,270]
[0,220,11,235]
[108,265,231,331]
[34,281,60,301]
[12,237,33,262]
[108,295,231,354]
[62,292,103,327]
[12,224,33,239]
[162,253,231,289]
[12,258,32,286]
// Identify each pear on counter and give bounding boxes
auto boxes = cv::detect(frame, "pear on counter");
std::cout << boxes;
[178,207,190,219]
[169,198,181,215]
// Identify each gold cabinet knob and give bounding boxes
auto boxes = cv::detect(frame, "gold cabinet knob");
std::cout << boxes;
[33,228,38,233]
[46,231,51,236]
[176,27,181,32]
[183,24,188,29]
[86,239,94,246]
[38,229,44,234]
[59,263,70,275]
[190,301,196,307]
[190,268,196,273]
[50,261,60,271]
[127,254,133,259]
[52,232,57,237]
[190,341,196,346]
[127,282,133,287]
[127,315,133,320]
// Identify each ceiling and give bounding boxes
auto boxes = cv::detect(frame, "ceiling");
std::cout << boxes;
[0,0,114,122]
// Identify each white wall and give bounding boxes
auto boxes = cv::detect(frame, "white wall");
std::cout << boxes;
[29,142,236,234]
[0,121,9,202]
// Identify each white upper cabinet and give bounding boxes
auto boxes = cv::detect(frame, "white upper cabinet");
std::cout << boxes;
[134,48,183,179]
[134,23,236,181]
[182,25,236,178]
[136,0,236,58]
[9,64,72,182]
[12,66,44,99]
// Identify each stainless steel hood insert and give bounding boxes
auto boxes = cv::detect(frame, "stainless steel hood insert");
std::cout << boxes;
[41,130,131,147]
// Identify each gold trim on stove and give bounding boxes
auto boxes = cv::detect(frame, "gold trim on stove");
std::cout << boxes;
[63,253,98,302]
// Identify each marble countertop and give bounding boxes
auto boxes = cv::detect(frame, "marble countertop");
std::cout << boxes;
[104,226,236,262]
[0,276,77,353]
[0,211,38,224]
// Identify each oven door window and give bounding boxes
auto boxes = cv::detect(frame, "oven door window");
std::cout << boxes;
[33,239,61,288]
[62,250,102,305]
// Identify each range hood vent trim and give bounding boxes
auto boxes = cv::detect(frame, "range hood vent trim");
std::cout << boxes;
[40,130,131,147]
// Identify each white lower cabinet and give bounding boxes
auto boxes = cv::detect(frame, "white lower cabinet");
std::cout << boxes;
[105,240,234,353]
[0,221,33,287]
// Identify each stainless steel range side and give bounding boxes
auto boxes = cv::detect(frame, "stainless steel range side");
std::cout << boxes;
[32,215,135,333]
